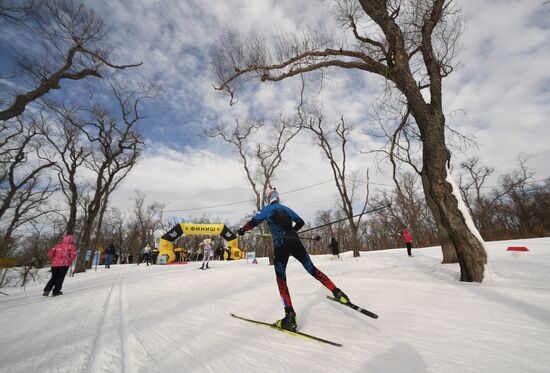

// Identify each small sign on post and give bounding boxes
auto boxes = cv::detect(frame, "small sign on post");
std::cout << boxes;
[246,251,256,264]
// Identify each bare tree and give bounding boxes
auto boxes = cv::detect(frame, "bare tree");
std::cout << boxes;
[368,100,468,263]
[206,116,300,264]
[73,86,148,273]
[212,0,488,281]
[126,191,165,253]
[99,207,127,261]
[496,154,541,237]
[299,109,369,257]
[0,117,57,256]
[206,116,300,211]
[0,0,141,121]
[0,0,37,24]
[42,105,92,235]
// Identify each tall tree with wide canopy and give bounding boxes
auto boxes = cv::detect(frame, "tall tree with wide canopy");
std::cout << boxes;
[212,0,487,281]
[0,0,141,121]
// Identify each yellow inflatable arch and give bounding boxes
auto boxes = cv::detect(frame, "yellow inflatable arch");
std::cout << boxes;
[159,223,238,263]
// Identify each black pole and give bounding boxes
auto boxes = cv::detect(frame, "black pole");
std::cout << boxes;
[243,204,390,241]
[298,204,391,234]
[249,232,321,241]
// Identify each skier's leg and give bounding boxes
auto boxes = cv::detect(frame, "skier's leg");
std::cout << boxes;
[406,243,412,256]
[292,241,350,304]
[273,244,292,309]
[273,244,296,331]
[291,241,336,292]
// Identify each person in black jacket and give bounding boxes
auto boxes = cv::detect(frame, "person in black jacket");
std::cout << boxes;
[104,243,116,269]
[329,236,340,259]
[151,246,160,264]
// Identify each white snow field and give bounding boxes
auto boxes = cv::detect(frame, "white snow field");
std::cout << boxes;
[1,238,549,373]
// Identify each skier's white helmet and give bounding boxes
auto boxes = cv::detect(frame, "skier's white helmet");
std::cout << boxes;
[265,189,280,205]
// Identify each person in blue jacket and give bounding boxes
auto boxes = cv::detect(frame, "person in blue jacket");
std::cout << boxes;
[237,188,350,331]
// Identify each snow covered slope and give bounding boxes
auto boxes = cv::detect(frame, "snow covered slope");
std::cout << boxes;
[1,238,549,373]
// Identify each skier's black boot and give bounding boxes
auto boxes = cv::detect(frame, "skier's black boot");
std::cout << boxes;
[198,265,204,270]
[332,287,350,304]
[274,307,297,332]
[205,262,209,269]
[43,290,49,297]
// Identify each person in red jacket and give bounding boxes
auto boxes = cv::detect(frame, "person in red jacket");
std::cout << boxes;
[43,235,77,297]
[403,226,414,257]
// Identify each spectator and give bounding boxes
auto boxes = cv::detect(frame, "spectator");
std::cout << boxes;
[43,235,77,297]
[328,236,340,259]
[403,226,414,257]
[151,246,160,264]
[104,243,116,269]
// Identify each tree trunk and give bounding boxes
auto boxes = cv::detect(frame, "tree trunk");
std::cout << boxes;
[422,177,458,263]
[419,112,486,281]
[65,176,79,235]
[74,217,93,273]
[350,222,361,257]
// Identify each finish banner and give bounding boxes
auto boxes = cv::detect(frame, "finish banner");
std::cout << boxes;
[159,223,238,263]
[161,223,237,242]
[182,223,224,236]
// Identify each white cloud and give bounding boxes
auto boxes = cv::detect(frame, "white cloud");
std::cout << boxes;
[85,0,550,226]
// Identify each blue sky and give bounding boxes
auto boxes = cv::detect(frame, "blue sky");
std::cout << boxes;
[2,0,550,225]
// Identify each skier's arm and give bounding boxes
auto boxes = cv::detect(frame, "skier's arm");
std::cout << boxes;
[293,219,304,231]
[238,208,267,235]
[284,206,304,231]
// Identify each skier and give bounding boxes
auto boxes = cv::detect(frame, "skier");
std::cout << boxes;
[43,235,77,297]
[199,238,213,269]
[138,244,152,266]
[237,188,350,331]
[403,226,414,257]
[104,243,116,269]
[328,236,340,259]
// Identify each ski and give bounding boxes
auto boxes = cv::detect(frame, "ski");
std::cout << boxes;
[230,313,342,347]
[327,296,379,319]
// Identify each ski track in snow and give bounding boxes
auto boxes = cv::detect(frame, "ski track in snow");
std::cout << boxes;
[1,238,549,373]
[85,266,127,373]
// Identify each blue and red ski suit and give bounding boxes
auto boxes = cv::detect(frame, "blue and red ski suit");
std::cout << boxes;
[240,201,336,310]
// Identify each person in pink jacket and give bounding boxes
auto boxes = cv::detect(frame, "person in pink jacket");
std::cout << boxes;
[403,226,414,257]
[43,235,77,297]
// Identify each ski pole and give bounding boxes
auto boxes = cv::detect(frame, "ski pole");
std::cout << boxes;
[248,232,322,241]
[298,204,391,234]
